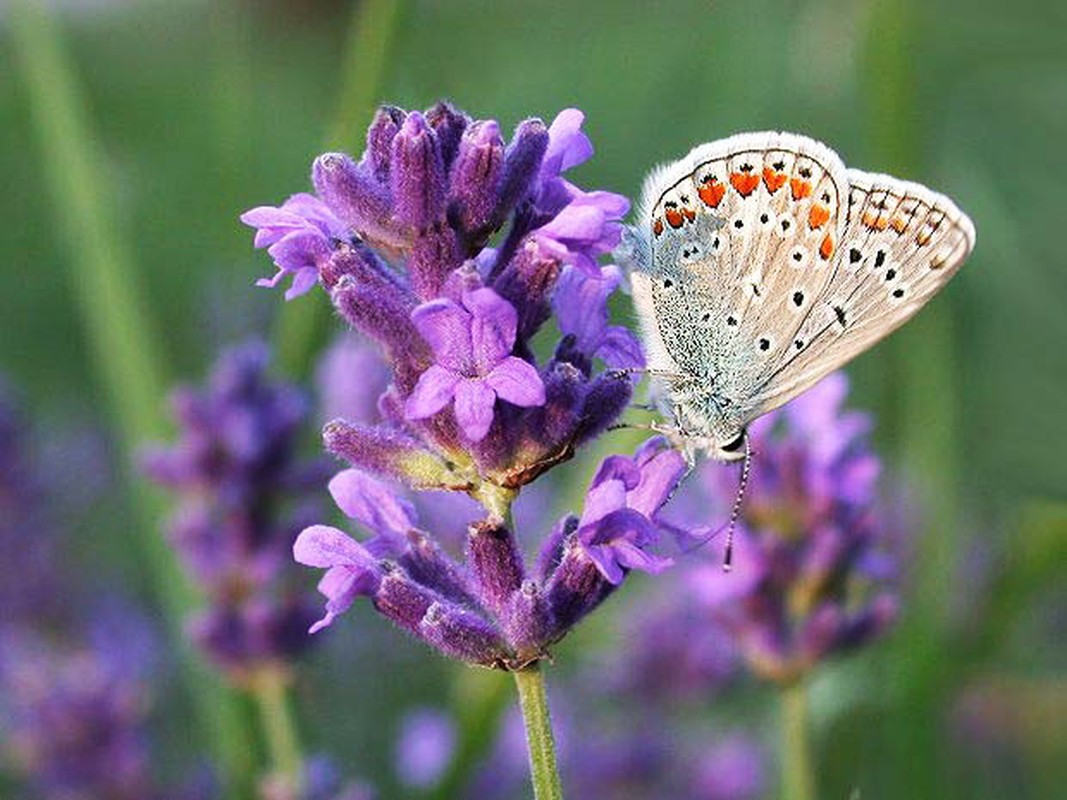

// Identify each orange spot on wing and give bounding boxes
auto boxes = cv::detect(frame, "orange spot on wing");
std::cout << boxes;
[891,216,908,233]
[698,181,726,208]
[863,211,889,231]
[730,172,760,197]
[808,203,830,229]
[916,229,933,246]
[762,168,788,193]
[819,233,835,260]
[664,208,684,229]
[790,178,813,200]
[682,207,696,222]
[653,218,663,236]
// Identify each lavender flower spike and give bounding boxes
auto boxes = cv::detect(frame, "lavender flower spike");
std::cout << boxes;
[247,101,680,677]
[406,288,545,441]
[686,373,903,684]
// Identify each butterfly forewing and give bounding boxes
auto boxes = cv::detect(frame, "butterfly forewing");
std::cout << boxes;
[748,170,975,414]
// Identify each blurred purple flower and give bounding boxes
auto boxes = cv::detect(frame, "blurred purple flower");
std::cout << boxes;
[260,755,378,800]
[684,373,902,684]
[395,708,457,790]
[315,332,391,424]
[0,629,161,800]
[0,383,62,625]
[141,342,324,679]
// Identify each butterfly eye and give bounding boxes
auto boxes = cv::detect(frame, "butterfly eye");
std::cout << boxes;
[720,431,746,453]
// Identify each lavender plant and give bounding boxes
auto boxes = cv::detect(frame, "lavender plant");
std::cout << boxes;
[142,341,323,682]
[242,101,689,797]
[676,373,904,799]
[142,342,330,796]
[0,384,174,800]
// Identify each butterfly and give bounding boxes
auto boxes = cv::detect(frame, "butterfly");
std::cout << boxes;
[622,131,975,464]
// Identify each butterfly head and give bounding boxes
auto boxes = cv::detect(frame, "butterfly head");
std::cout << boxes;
[658,381,748,463]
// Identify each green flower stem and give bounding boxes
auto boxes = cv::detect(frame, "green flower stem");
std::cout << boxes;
[513,664,565,800]
[781,681,816,800]
[275,0,405,378]
[251,669,305,796]
[8,3,255,796]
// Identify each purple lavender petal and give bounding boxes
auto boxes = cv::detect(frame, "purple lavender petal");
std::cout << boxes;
[293,524,377,569]
[453,379,497,441]
[577,479,628,528]
[597,326,645,370]
[405,365,461,420]
[579,508,671,584]
[311,567,371,633]
[485,357,545,407]
[541,108,593,177]
[327,469,418,539]
[626,440,688,518]
[464,288,518,370]
[411,298,473,370]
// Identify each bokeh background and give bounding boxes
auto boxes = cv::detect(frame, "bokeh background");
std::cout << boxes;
[2,0,1064,798]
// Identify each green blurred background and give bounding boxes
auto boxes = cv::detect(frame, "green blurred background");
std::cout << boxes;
[2,0,1064,798]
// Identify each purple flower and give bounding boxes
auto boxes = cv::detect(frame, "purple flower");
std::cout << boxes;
[530,110,630,274]
[682,373,903,684]
[552,265,644,370]
[246,101,671,670]
[0,383,62,625]
[395,708,457,790]
[575,437,684,583]
[141,342,325,679]
[406,288,545,441]
[0,629,161,800]
[241,193,347,299]
[315,332,392,424]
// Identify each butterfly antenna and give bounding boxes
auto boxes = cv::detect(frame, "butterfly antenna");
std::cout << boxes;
[723,432,751,572]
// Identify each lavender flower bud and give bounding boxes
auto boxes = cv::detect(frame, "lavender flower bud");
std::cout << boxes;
[495,118,549,224]
[449,120,505,237]
[322,419,466,490]
[375,570,437,632]
[425,100,470,170]
[467,519,525,616]
[573,370,632,446]
[366,105,406,182]
[329,274,427,389]
[419,601,507,667]
[543,535,614,638]
[313,153,406,250]
[390,111,446,231]
[398,530,478,607]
